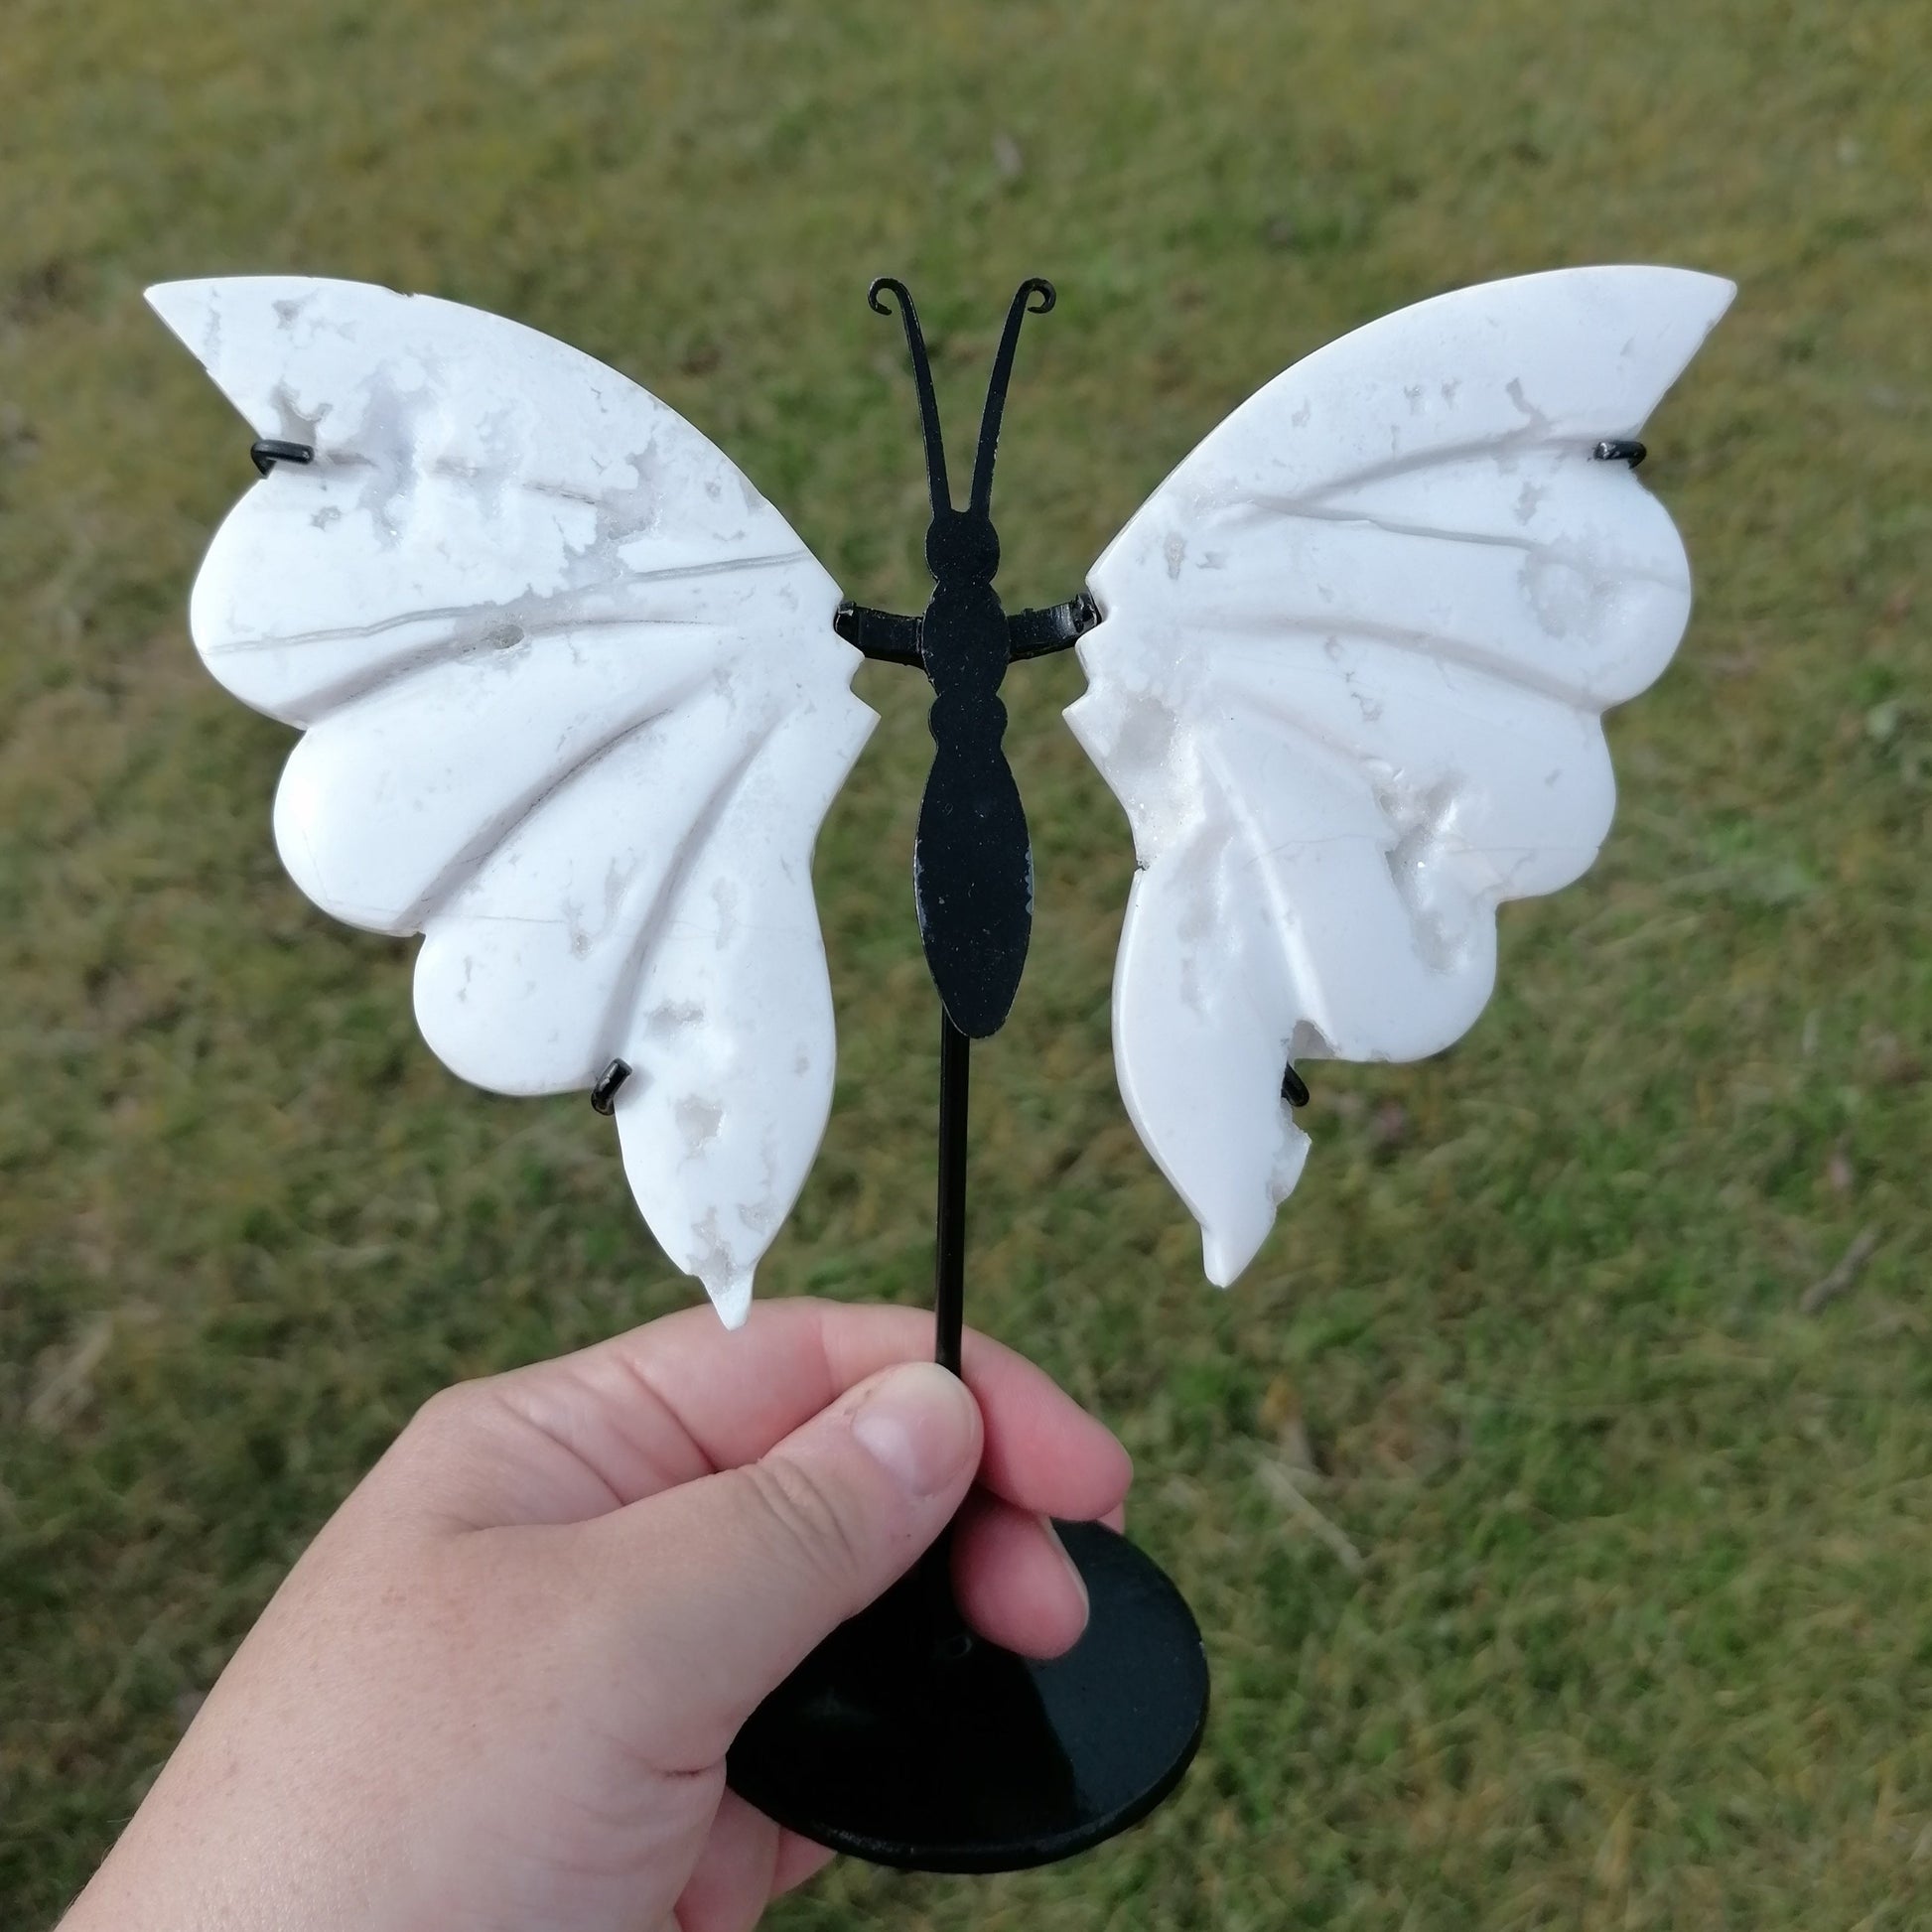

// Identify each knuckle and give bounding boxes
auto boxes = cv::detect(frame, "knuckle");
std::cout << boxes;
[739,1454,870,1592]
[408,1380,476,1435]
[392,1378,488,1462]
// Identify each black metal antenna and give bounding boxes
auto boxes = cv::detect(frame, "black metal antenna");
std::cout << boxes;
[868,278,950,516]
[969,278,1054,516]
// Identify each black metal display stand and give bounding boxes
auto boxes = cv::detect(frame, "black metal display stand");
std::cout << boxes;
[725,281,1209,1871]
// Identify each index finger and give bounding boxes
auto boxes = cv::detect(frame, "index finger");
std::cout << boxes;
[481,1297,1131,1526]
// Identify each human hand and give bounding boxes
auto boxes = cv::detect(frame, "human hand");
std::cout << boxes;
[61,1299,1132,1932]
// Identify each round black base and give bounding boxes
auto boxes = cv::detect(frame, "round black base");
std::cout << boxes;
[726,1519,1209,1873]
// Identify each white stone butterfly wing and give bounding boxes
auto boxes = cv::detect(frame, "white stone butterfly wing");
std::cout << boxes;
[1065,265,1733,1287]
[149,277,876,1326]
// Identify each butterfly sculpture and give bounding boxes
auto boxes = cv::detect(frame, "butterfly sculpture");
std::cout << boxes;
[151,264,1732,1326]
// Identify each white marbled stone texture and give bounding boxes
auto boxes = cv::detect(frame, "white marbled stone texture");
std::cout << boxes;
[1066,265,1733,1287]
[149,276,875,1326]
[152,263,1734,1321]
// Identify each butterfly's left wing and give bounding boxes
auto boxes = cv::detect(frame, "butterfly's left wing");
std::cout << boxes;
[150,277,876,1325]
[1066,266,1732,1287]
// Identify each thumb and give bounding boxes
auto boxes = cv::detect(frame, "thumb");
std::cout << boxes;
[599,1360,983,1765]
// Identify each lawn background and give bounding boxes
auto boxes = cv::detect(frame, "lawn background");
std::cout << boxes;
[2,1,1928,1925]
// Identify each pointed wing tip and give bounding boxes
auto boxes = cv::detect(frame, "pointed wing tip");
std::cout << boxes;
[145,279,216,348]
[1550,262,1734,308]
[706,1271,755,1330]
[1470,264,1735,370]
[1596,263,1736,357]
[146,275,398,363]
[1201,1223,1262,1290]
[1197,1118,1311,1289]
[1656,265,1737,332]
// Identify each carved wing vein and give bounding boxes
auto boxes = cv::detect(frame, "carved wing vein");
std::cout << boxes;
[1277,427,1606,503]
[1240,492,1688,595]
[207,550,809,655]
[1069,263,1734,1289]
[1197,612,1605,709]
[593,733,767,1066]
[148,272,874,1329]
[391,668,717,931]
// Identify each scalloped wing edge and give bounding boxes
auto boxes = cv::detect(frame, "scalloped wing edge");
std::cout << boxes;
[1069,265,1735,1290]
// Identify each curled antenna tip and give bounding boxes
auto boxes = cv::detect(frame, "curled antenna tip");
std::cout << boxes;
[1019,276,1056,314]
[867,275,910,316]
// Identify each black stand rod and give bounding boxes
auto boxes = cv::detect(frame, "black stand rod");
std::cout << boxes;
[904,1010,973,1652]
[726,998,1210,1872]
[934,1012,970,1377]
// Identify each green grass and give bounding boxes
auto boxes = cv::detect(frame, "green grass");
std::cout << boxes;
[3,0,1929,1924]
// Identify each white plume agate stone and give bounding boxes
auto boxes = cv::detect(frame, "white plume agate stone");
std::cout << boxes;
[1067,266,1733,1286]
[152,263,1733,1319]
[150,276,874,1326]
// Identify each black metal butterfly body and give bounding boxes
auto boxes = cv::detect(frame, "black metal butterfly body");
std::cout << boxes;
[835,278,1098,1039]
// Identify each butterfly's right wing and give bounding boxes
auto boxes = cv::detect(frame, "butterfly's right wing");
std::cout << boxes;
[1066,267,1732,1287]
[150,277,876,1324]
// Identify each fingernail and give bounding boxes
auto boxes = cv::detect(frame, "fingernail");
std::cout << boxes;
[851,1363,979,1498]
